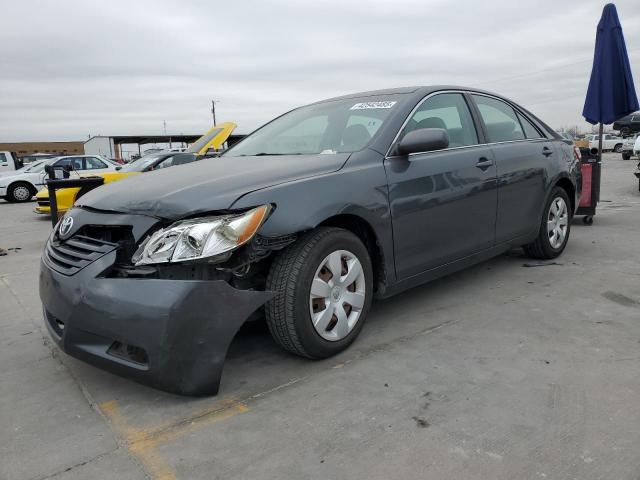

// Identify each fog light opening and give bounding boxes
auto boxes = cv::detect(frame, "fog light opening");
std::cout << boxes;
[107,341,149,366]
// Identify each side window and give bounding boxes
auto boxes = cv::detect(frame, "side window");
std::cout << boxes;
[516,112,543,139]
[472,95,525,143]
[56,157,83,170]
[402,93,478,148]
[55,158,71,168]
[154,156,175,170]
[85,157,108,169]
[0,153,7,164]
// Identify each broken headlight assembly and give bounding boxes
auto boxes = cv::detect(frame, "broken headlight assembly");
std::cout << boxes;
[132,205,271,265]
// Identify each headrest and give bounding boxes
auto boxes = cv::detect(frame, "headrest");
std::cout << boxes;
[342,124,371,151]
[415,117,447,130]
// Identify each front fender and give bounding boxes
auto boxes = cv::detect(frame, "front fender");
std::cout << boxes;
[230,150,396,285]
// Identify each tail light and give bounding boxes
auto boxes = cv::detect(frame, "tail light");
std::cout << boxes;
[573,145,582,161]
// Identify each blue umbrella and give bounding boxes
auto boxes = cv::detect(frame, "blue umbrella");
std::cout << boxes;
[583,4,638,130]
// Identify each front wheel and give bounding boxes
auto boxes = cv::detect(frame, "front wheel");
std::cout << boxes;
[265,227,373,359]
[524,187,571,259]
[614,143,623,153]
[622,152,631,160]
[7,182,35,203]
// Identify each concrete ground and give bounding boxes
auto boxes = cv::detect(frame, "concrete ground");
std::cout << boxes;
[1,152,640,480]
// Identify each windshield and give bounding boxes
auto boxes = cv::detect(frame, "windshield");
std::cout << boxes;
[120,154,165,172]
[24,159,56,173]
[225,95,404,156]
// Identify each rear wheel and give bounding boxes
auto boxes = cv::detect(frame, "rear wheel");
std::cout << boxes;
[7,182,35,203]
[614,143,623,153]
[524,187,571,259]
[265,227,373,359]
[622,152,631,160]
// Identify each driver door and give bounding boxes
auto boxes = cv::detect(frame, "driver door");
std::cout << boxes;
[384,92,498,279]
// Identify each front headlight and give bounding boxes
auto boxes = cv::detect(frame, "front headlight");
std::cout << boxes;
[133,204,271,265]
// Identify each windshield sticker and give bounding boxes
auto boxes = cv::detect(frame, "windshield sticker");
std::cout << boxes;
[350,101,397,110]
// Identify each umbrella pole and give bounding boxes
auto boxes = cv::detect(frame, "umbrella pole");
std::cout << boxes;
[597,123,603,202]
[598,123,603,163]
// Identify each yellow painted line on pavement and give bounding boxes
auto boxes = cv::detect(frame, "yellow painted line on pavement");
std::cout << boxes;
[99,398,248,480]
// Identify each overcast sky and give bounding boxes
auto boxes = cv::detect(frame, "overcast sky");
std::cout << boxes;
[1,0,639,142]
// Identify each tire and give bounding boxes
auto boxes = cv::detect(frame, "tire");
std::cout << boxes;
[265,227,373,359]
[622,152,631,160]
[524,186,572,259]
[7,182,35,203]
[614,143,623,153]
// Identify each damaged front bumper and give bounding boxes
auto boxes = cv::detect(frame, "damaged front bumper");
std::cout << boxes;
[40,233,274,396]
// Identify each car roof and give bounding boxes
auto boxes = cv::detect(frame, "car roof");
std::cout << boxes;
[313,85,520,104]
[310,85,559,140]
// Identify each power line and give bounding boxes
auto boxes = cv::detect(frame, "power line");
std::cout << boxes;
[477,47,640,87]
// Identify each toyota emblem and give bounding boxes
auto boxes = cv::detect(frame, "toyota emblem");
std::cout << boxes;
[58,216,74,239]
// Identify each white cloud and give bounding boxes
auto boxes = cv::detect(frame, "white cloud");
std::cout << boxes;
[1,0,639,140]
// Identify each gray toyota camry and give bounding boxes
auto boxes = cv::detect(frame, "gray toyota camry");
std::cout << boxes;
[40,86,581,395]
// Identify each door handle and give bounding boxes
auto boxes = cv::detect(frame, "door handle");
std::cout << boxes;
[476,157,494,171]
[542,146,553,157]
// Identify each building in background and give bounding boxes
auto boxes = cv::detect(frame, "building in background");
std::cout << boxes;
[0,141,84,157]
[83,136,118,158]
[0,132,246,161]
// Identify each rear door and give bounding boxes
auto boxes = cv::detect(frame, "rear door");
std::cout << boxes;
[82,156,112,173]
[55,157,84,173]
[470,94,548,243]
[385,92,498,279]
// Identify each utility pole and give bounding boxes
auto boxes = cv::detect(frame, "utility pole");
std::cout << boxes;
[163,120,172,149]
[211,100,217,126]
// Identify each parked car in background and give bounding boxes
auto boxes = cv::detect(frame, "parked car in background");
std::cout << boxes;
[40,86,581,395]
[0,155,119,202]
[34,123,236,215]
[0,151,23,175]
[613,111,640,136]
[35,152,199,215]
[621,134,639,160]
[587,133,623,153]
[21,153,59,164]
[558,132,575,144]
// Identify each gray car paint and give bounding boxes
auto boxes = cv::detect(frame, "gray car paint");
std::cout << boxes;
[77,85,580,292]
[76,152,351,219]
[41,85,581,395]
[233,86,579,291]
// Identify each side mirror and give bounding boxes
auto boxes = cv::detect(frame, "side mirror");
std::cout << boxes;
[397,128,449,156]
[115,166,122,171]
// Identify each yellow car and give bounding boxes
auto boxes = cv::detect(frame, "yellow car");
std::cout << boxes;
[35,122,236,216]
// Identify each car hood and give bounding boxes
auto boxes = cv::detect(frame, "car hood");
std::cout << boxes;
[76,153,349,219]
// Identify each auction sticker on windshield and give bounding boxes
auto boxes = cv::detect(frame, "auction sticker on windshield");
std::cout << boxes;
[350,101,397,110]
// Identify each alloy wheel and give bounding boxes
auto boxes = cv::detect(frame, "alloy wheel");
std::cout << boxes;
[309,249,366,341]
[13,185,31,201]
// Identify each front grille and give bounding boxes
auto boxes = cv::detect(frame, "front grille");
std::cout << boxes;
[44,235,118,275]
[37,200,50,207]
